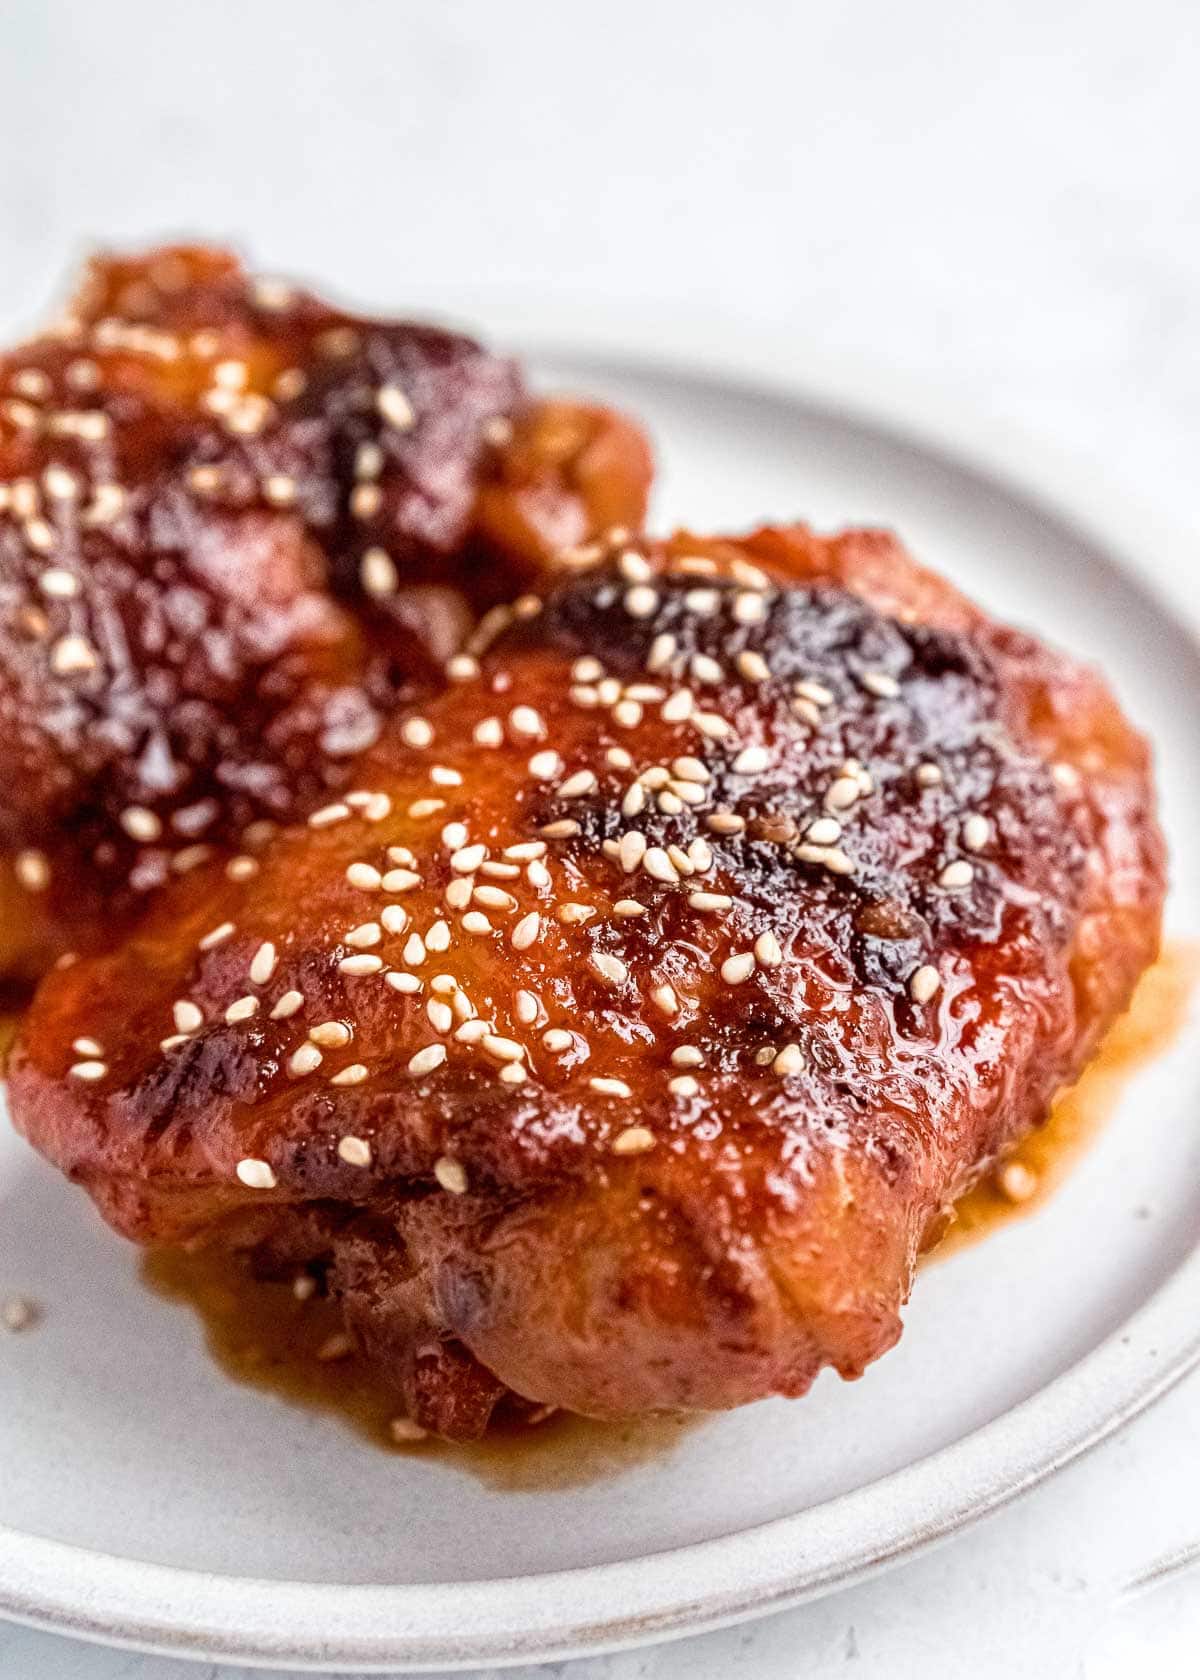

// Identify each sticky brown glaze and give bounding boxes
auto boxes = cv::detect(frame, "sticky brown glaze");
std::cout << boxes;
[0,245,652,983]
[9,526,1165,1436]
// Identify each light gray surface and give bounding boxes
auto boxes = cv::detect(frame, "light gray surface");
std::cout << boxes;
[1,1,1198,1676]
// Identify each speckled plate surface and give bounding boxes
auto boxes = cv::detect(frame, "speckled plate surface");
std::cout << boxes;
[2,318,1198,1672]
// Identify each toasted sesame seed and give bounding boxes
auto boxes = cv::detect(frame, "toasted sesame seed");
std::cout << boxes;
[337,1132,372,1162]
[543,1028,572,1052]
[377,383,415,429]
[434,1156,468,1194]
[511,912,541,950]
[754,931,784,968]
[861,670,900,698]
[824,776,861,812]
[68,1059,107,1081]
[962,814,991,852]
[668,1074,700,1097]
[736,649,771,682]
[2,1296,35,1331]
[339,953,384,975]
[401,717,434,749]
[270,990,304,1019]
[287,1041,323,1077]
[559,902,596,925]
[721,952,756,985]
[773,1042,804,1076]
[236,1157,277,1190]
[316,1332,354,1362]
[389,1416,429,1443]
[939,860,975,890]
[671,1045,705,1067]
[173,1000,203,1034]
[610,1122,653,1149]
[822,847,856,876]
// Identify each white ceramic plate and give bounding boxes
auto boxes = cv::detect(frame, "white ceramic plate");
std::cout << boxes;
[2,324,1198,1673]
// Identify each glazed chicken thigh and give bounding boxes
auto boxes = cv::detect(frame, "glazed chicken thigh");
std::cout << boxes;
[0,246,651,984]
[10,525,1164,1437]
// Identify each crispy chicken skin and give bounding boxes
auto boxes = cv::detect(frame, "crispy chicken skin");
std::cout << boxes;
[9,526,1165,1437]
[0,246,651,984]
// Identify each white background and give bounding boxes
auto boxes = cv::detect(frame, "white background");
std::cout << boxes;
[1,1,1197,1675]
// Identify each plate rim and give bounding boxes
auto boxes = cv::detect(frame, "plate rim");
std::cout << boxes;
[2,314,1198,1672]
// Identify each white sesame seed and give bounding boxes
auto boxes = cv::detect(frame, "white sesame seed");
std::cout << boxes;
[754,931,784,968]
[377,383,415,429]
[401,717,434,749]
[733,591,767,624]
[473,716,503,748]
[337,1132,372,1162]
[71,1037,103,1057]
[940,860,975,890]
[455,1019,489,1043]
[694,711,732,740]
[408,1045,447,1078]
[650,983,679,1016]
[572,656,605,682]
[647,633,677,672]
[511,911,541,950]
[962,814,991,852]
[14,849,50,891]
[50,633,98,676]
[345,862,381,891]
[430,765,462,787]
[360,547,399,597]
[999,1161,1039,1203]
[378,905,409,939]
[721,952,756,985]
[443,878,473,911]
[236,1158,277,1189]
[805,817,842,845]
[344,922,382,949]
[308,1021,351,1049]
[270,990,303,1019]
[385,971,422,995]
[558,902,596,925]
[389,1416,429,1443]
[543,1028,572,1052]
[440,821,468,850]
[671,1045,705,1067]
[689,890,732,912]
[460,911,491,935]
[225,995,259,1024]
[481,1033,525,1064]
[339,953,385,975]
[909,965,941,1004]
[613,898,648,917]
[68,1059,107,1081]
[540,819,580,839]
[450,844,487,874]
[504,841,547,861]
[861,670,900,698]
[499,1063,527,1085]
[916,762,943,787]
[589,952,629,987]
[558,769,598,800]
[591,1078,634,1100]
[612,699,642,728]
[425,918,451,951]
[823,847,857,876]
[732,745,770,775]
[643,847,679,884]
[706,811,745,835]
[526,860,552,888]
[671,755,710,784]
[38,566,78,598]
[684,587,719,615]
[621,781,647,818]
[825,776,861,812]
[773,1043,804,1076]
[610,1122,653,1149]
[444,655,479,683]
[509,706,545,739]
[434,1156,468,1194]
[661,689,694,723]
[427,999,454,1034]
[408,798,446,818]
[515,989,540,1025]
[402,933,427,966]
[172,1000,203,1034]
[668,1074,700,1096]
[619,549,653,582]
[691,653,723,685]
[624,584,659,618]
[382,868,421,893]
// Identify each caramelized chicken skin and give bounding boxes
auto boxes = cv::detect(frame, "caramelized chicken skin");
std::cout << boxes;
[0,246,652,984]
[9,526,1164,1436]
